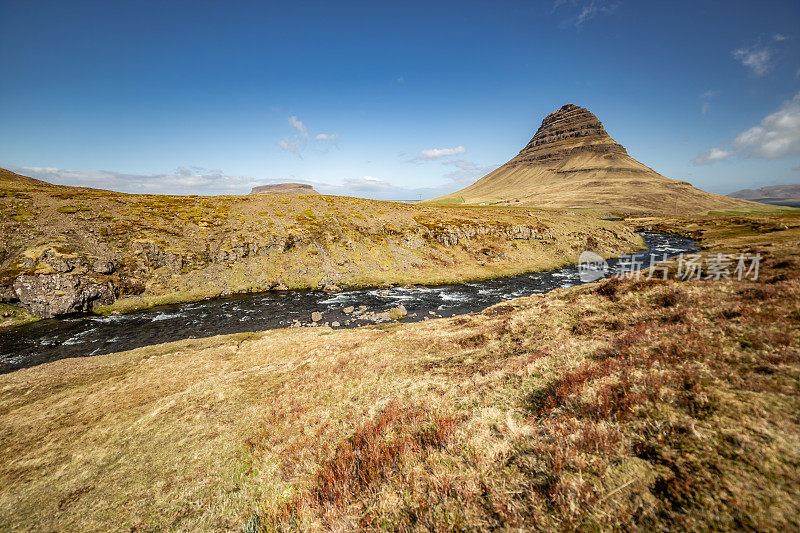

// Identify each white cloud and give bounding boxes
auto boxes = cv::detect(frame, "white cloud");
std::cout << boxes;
[279,116,338,156]
[575,3,598,27]
[411,146,466,161]
[5,162,499,202]
[552,0,620,29]
[731,93,800,158]
[692,147,734,165]
[732,44,773,76]
[278,115,309,156]
[774,34,787,41]
[693,92,800,164]
[396,76,404,84]
[288,115,307,136]
[700,90,717,115]
[442,159,478,170]
[278,138,305,157]
[315,133,339,147]
[311,165,495,201]
[5,165,261,195]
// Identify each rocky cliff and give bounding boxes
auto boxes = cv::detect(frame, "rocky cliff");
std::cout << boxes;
[431,104,765,214]
[513,104,628,165]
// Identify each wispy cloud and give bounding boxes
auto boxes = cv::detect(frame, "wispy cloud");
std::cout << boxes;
[442,159,478,170]
[311,164,494,201]
[692,147,733,165]
[731,34,793,77]
[552,0,620,29]
[693,92,800,164]
[700,90,718,115]
[315,133,339,147]
[278,116,338,156]
[5,165,261,195]
[732,44,773,77]
[409,146,466,162]
[277,115,309,156]
[288,115,307,136]
[4,161,499,202]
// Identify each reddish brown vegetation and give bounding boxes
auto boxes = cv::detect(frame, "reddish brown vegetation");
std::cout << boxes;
[249,239,800,531]
[250,402,459,530]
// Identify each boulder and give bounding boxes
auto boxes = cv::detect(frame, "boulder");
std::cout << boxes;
[13,274,115,318]
[389,305,408,320]
[311,311,322,322]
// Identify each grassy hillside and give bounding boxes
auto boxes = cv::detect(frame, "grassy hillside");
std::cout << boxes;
[1,213,797,530]
[430,155,771,215]
[0,167,642,322]
[429,105,774,215]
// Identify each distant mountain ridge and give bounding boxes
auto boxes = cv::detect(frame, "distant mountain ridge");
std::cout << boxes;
[728,184,800,208]
[431,104,764,214]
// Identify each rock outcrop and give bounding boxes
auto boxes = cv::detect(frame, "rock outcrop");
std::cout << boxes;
[513,104,627,165]
[12,274,115,318]
[250,183,319,195]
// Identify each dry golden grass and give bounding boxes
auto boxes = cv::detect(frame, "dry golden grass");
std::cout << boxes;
[1,214,799,531]
[430,146,779,215]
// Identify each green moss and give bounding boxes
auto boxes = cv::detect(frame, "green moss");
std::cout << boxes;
[0,303,40,329]
[9,210,33,222]
[94,288,219,315]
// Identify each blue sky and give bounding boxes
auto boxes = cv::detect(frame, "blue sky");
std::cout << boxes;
[1,0,799,199]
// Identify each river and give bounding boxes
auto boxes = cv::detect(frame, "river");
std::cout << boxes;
[0,232,697,373]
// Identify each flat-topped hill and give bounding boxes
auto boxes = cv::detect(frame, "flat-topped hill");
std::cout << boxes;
[250,183,319,195]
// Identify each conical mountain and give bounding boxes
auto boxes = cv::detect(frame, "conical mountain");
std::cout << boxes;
[431,104,763,214]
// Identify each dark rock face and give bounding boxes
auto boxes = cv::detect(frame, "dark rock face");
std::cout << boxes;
[513,104,627,165]
[12,274,115,318]
[250,183,319,195]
